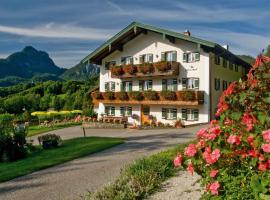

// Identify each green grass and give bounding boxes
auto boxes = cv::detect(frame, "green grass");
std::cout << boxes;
[0,137,124,182]
[87,141,192,200]
[27,122,82,137]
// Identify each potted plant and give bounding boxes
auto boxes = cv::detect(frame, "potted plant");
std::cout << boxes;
[144,91,159,100]
[138,63,155,74]
[116,92,129,101]
[128,91,144,101]
[103,91,115,100]
[123,64,137,75]
[111,66,123,76]
[155,61,171,72]
[160,91,177,100]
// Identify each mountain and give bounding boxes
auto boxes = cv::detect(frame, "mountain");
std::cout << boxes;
[237,55,255,65]
[0,46,66,79]
[61,62,99,81]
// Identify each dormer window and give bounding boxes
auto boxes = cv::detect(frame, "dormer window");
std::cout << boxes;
[139,54,153,63]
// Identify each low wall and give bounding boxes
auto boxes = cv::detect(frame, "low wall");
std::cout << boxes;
[82,122,126,129]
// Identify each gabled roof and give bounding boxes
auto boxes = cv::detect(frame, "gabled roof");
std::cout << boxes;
[82,22,251,67]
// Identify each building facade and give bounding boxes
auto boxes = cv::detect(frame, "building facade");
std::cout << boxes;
[83,22,250,126]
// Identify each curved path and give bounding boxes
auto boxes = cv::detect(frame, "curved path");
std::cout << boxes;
[0,125,206,200]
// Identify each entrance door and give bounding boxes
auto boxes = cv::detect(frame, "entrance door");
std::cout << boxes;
[141,105,150,125]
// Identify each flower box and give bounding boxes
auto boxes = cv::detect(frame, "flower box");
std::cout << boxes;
[122,64,137,75]
[160,91,177,100]
[103,92,115,100]
[144,91,159,100]
[138,63,155,74]
[115,92,129,101]
[111,66,123,76]
[128,91,144,101]
[154,61,171,72]
[93,92,103,100]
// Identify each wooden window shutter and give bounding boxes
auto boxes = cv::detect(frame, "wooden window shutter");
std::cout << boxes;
[194,78,199,89]
[162,79,167,91]
[111,82,115,91]
[195,52,200,61]
[105,82,109,92]
[111,107,115,116]
[173,108,177,119]
[130,57,134,64]
[120,82,124,91]
[172,51,177,61]
[162,108,167,119]
[181,109,187,120]
[120,107,124,116]
[148,80,153,90]
[129,82,132,91]
[173,79,178,91]
[139,55,144,64]
[161,52,166,61]
[148,54,153,63]
[193,109,199,121]
[183,53,187,63]
[139,80,144,91]
[182,78,187,89]
[121,57,126,64]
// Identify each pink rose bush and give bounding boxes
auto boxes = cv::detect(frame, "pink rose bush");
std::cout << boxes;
[173,55,270,199]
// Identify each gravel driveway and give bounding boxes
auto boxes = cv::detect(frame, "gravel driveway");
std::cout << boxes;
[0,125,207,200]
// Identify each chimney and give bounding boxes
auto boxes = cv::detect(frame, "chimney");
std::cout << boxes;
[222,44,229,50]
[184,30,191,36]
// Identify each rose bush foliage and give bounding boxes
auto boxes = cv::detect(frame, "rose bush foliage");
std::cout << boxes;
[174,55,270,199]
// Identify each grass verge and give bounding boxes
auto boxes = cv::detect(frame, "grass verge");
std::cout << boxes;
[0,137,124,182]
[85,141,192,200]
[27,122,82,137]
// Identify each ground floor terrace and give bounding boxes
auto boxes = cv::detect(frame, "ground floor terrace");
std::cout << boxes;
[95,103,209,126]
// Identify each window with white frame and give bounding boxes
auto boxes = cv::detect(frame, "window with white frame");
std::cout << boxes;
[162,79,178,91]
[120,107,132,117]
[139,80,153,91]
[121,81,132,92]
[105,106,115,116]
[162,108,177,120]
[121,56,133,65]
[161,51,177,62]
[139,54,153,63]
[105,82,115,92]
[182,78,199,89]
[181,109,199,121]
[183,52,200,63]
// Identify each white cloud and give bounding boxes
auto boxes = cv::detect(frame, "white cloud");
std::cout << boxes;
[0,23,116,40]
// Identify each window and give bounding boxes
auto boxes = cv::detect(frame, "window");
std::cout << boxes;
[181,109,199,121]
[222,80,228,91]
[105,106,115,116]
[139,80,153,91]
[120,107,132,117]
[235,65,239,72]
[161,51,177,62]
[162,108,177,120]
[121,81,132,92]
[182,78,199,89]
[105,61,116,70]
[215,55,220,65]
[222,58,227,68]
[214,78,220,90]
[162,79,177,91]
[105,82,115,92]
[139,54,153,63]
[229,62,234,70]
[121,56,133,65]
[183,52,200,63]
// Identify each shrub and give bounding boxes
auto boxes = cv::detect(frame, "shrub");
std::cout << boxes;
[160,91,177,100]
[155,61,171,72]
[128,91,144,101]
[173,55,270,199]
[144,91,159,100]
[111,66,123,76]
[103,92,115,100]
[122,64,137,75]
[138,63,155,74]
[93,92,103,100]
[83,108,97,118]
[38,134,62,149]
[115,92,129,101]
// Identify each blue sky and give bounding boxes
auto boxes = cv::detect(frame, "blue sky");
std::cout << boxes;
[0,0,269,68]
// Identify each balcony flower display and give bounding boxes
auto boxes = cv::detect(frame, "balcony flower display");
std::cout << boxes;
[144,90,159,100]
[115,92,129,101]
[138,63,155,74]
[103,91,115,100]
[122,64,137,75]
[160,91,177,100]
[111,66,123,76]
[154,61,171,72]
[128,91,144,101]
[93,92,103,100]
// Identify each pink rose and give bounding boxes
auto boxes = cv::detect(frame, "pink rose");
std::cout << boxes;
[196,128,208,138]
[258,162,268,171]
[247,135,254,144]
[209,126,221,136]
[203,148,221,165]
[227,135,241,145]
[263,129,270,143]
[262,143,270,153]
[207,181,220,195]
[184,144,197,157]
[187,162,194,176]
[210,169,219,178]
[173,154,183,167]
[197,140,206,149]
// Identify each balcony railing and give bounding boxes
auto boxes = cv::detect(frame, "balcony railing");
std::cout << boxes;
[110,61,180,78]
[91,90,204,106]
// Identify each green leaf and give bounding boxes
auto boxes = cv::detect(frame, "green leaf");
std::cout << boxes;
[258,112,267,125]
[231,112,242,121]
[260,194,270,200]
[263,73,270,79]
[263,97,270,104]
[251,175,267,194]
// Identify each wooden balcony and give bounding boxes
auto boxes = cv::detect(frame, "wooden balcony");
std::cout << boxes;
[91,90,204,106]
[110,61,180,79]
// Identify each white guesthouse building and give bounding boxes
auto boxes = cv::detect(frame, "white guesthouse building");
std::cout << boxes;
[83,22,250,126]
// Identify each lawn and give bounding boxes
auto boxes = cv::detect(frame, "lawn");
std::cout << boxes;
[0,137,124,182]
[27,122,82,137]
